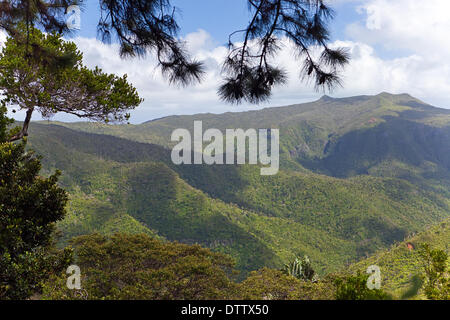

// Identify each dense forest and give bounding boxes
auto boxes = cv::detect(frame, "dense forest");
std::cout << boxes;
[0,0,449,302]
[4,93,447,300]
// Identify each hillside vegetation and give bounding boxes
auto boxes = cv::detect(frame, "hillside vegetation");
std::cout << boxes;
[26,93,450,277]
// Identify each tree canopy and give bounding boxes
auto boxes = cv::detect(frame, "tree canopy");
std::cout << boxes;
[0,25,143,141]
[419,244,449,300]
[334,271,392,300]
[42,233,238,300]
[0,106,72,299]
[0,0,349,104]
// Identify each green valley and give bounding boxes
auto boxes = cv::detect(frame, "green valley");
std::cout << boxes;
[24,93,450,280]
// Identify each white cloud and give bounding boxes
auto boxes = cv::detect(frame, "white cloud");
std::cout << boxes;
[23,30,328,123]
[348,0,450,56]
[61,2,450,119]
[71,31,242,122]
[5,1,450,123]
[342,0,450,107]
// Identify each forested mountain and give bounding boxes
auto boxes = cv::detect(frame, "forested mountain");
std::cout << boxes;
[25,92,450,277]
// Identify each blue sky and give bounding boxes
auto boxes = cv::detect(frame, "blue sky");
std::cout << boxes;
[7,0,450,123]
[76,1,391,57]
[78,1,358,46]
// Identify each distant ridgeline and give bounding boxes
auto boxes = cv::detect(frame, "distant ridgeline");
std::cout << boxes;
[26,92,450,277]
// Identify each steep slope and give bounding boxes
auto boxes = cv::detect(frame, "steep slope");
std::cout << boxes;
[27,123,351,274]
[25,110,450,276]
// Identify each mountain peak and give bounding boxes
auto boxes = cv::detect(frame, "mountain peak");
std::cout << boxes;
[377,91,393,96]
[374,92,429,107]
[319,94,334,101]
[376,92,415,99]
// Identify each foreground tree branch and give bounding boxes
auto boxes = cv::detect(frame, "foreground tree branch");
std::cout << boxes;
[219,0,349,104]
[8,107,34,142]
[0,1,348,105]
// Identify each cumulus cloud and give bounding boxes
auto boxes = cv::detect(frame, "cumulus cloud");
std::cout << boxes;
[342,0,450,107]
[19,30,330,123]
[348,0,450,56]
[71,31,248,122]
[5,1,450,123]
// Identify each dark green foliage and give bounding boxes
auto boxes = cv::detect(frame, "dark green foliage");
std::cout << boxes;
[38,232,448,300]
[42,233,237,300]
[334,271,392,300]
[236,267,335,300]
[400,275,423,300]
[0,110,72,299]
[0,245,72,300]
[0,104,14,142]
[419,243,449,300]
[0,1,82,38]
[43,234,340,300]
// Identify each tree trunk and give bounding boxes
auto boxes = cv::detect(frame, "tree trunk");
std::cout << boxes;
[8,107,34,142]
